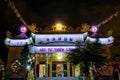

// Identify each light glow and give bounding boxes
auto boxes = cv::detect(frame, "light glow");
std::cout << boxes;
[34,33,88,44]
[52,23,66,31]
[86,36,114,45]
[56,23,63,31]
[20,26,27,33]
[29,46,76,53]
[4,37,33,46]
[91,26,98,33]
[56,52,63,60]
[26,65,31,70]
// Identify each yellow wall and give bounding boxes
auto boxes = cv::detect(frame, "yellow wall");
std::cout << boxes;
[36,52,71,77]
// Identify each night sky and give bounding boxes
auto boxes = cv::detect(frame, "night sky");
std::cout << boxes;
[15,0,120,27]
[0,0,120,63]
[1,0,120,29]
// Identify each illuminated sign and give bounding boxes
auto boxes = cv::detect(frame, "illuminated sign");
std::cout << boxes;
[4,37,33,46]
[31,32,88,44]
[86,36,114,45]
[29,46,76,53]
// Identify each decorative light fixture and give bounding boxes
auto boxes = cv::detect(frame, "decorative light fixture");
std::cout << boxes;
[56,52,63,60]
[20,26,27,33]
[26,65,31,70]
[56,23,63,31]
[52,23,66,31]
[91,26,98,33]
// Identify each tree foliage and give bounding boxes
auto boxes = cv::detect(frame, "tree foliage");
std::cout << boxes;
[19,44,33,71]
[11,44,33,73]
[67,39,107,74]
[81,41,107,68]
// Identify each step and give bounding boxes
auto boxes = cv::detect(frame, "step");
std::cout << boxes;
[36,77,79,80]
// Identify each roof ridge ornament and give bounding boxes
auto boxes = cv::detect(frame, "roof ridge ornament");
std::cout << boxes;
[80,23,90,32]
[52,23,66,31]
[106,30,113,36]
[6,30,12,38]
[29,23,38,33]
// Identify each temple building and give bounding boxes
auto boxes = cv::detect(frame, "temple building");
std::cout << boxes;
[4,23,114,78]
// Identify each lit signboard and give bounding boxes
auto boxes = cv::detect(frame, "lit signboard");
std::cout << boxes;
[31,32,88,44]
[29,46,76,53]
[4,37,33,46]
[86,36,114,45]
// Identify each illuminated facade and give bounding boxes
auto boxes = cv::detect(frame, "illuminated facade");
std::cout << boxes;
[4,24,114,77]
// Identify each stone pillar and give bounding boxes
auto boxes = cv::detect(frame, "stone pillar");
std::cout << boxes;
[49,61,52,77]
[67,62,70,77]
[49,55,52,77]
[45,53,49,77]
[34,54,37,78]
[72,65,75,77]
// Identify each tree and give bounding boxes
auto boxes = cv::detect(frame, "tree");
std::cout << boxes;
[67,39,107,76]
[11,44,33,73]
[20,44,33,71]
[19,44,35,80]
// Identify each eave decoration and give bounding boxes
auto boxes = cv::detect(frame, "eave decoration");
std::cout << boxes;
[6,30,12,38]
[29,23,38,33]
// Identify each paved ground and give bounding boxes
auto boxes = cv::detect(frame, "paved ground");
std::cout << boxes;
[36,77,80,80]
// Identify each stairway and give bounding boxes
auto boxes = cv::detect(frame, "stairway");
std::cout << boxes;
[36,77,79,80]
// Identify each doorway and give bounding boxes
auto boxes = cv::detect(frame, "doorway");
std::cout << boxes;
[52,62,67,77]
[39,64,45,77]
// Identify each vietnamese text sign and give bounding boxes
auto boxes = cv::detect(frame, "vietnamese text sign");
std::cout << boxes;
[34,46,76,53]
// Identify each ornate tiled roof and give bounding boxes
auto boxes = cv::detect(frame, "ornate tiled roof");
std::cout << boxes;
[12,33,28,39]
